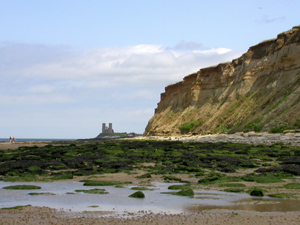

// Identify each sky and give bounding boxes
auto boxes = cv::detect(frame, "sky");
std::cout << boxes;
[0,0,299,139]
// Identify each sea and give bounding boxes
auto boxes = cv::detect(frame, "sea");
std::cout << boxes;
[0,138,74,143]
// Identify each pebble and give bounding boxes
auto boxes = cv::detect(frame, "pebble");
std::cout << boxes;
[140,132,300,146]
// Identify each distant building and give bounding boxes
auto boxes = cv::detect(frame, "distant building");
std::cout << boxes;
[93,123,138,139]
[102,123,114,134]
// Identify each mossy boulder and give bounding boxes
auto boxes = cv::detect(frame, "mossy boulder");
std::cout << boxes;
[284,183,300,189]
[131,187,153,191]
[162,188,194,197]
[198,172,223,184]
[136,173,152,179]
[3,185,41,190]
[176,189,194,197]
[168,184,191,190]
[1,205,31,210]
[28,192,55,195]
[75,189,109,194]
[83,180,131,186]
[250,190,264,197]
[129,191,145,198]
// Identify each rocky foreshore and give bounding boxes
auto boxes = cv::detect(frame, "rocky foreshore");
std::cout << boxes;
[2,133,300,224]
[138,131,300,146]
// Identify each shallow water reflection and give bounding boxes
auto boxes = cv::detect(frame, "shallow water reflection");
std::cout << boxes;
[187,199,300,212]
[1,181,300,214]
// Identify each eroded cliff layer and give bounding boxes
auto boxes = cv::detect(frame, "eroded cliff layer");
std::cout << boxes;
[144,25,300,136]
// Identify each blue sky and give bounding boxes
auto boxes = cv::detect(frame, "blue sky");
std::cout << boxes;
[0,0,299,138]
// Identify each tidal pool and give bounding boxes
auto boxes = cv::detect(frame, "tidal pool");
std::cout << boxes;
[1,181,300,214]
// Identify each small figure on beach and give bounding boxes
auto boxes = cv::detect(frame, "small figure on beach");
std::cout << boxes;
[9,136,12,143]
[12,137,15,143]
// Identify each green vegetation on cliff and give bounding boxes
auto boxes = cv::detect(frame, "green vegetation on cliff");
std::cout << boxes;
[179,118,203,134]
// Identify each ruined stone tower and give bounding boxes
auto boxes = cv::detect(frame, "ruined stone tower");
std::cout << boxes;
[102,123,114,134]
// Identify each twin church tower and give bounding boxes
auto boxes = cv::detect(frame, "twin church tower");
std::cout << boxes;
[102,123,114,134]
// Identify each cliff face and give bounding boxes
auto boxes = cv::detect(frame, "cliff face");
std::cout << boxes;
[144,25,300,136]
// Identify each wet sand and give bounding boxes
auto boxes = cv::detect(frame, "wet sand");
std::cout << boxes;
[1,206,300,224]
[0,173,300,224]
[0,142,52,150]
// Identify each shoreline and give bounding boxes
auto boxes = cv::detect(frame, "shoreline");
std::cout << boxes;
[0,141,62,150]
[1,131,300,151]
[134,131,300,146]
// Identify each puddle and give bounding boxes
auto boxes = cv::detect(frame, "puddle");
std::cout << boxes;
[187,199,300,212]
[1,181,300,214]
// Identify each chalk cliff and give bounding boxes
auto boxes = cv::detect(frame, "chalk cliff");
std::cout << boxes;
[144,25,300,136]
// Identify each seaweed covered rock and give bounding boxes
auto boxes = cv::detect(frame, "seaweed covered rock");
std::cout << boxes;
[176,189,194,197]
[250,190,264,197]
[129,191,145,198]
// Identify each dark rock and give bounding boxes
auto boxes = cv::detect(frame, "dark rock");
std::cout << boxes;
[250,190,264,197]
[129,191,145,198]
[219,166,236,173]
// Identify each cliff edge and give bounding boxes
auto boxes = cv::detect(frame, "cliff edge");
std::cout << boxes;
[144,25,300,136]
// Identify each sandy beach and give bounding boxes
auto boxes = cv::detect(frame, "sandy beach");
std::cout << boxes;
[1,137,300,224]
[0,141,58,150]
[1,206,300,225]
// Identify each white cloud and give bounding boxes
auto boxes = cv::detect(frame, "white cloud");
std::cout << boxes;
[0,94,71,105]
[111,90,157,101]
[133,90,157,100]
[84,80,115,89]
[0,43,241,85]
[194,48,232,55]
[0,42,243,137]
[28,85,56,94]
[125,108,154,117]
